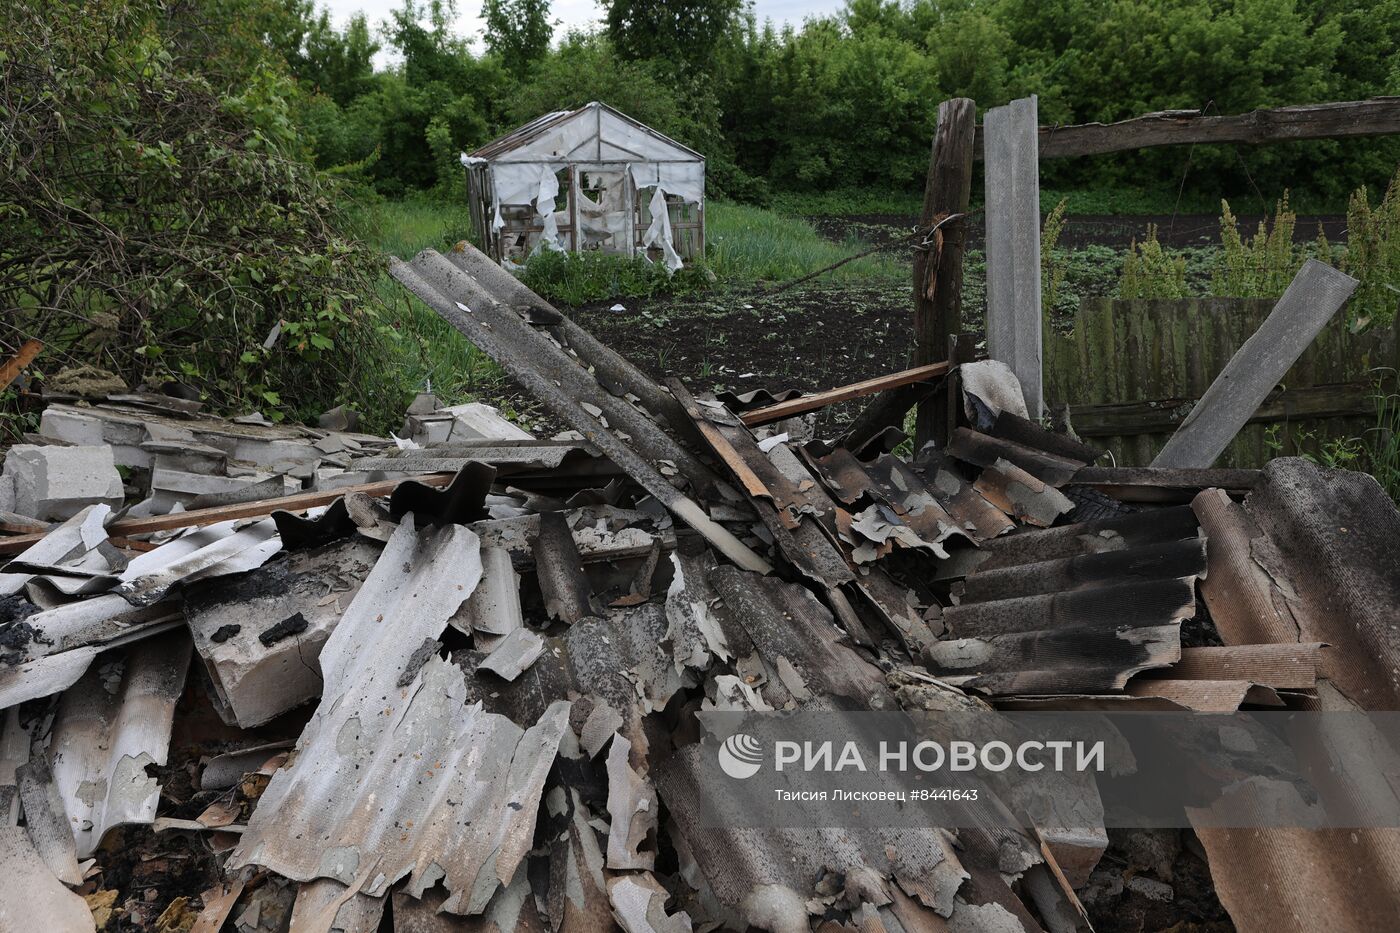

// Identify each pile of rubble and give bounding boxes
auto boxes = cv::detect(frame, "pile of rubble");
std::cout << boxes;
[1,241,1397,933]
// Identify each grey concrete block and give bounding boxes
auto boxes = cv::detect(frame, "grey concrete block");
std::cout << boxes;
[2,445,124,521]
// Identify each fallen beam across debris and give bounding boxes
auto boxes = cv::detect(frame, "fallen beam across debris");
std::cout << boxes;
[1152,259,1359,468]
[392,249,772,574]
[736,359,954,427]
[0,473,455,555]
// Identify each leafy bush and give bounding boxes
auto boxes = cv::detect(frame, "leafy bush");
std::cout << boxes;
[0,0,404,428]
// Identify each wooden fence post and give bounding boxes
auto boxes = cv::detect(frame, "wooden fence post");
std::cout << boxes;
[984,95,1043,418]
[913,97,977,450]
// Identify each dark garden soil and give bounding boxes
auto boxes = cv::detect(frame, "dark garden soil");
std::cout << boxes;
[813,212,1349,250]
[570,281,922,432]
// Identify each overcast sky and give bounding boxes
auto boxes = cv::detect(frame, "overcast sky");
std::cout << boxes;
[318,0,841,62]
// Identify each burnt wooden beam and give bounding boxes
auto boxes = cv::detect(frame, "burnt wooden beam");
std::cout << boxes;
[973,97,1400,160]
[737,360,954,428]
[913,98,976,449]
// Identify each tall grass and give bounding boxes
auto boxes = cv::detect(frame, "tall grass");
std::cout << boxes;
[348,197,507,406]
[704,201,905,284]
[1369,371,1400,502]
[512,200,907,304]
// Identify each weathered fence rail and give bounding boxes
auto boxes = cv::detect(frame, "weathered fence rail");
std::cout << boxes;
[1045,297,1399,467]
[973,97,1400,160]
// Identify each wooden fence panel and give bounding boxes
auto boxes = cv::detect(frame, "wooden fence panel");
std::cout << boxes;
[1045,298,1399,468]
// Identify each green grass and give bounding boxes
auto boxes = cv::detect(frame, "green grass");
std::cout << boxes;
[770,188,923,217]
[704,201,906,284]
[768,185,1350,218]
[509,199,907,305]
[348,196,509,409]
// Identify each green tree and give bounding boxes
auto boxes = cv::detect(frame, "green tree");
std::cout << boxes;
[482,0,553,78]
[1,0,396,423]
[600,0,743,70]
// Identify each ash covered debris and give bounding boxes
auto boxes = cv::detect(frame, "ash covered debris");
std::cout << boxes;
[0,242,1396,933]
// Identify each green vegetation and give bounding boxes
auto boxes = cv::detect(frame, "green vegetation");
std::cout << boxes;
[518,252,711,306]
[1111,173,1400,326]
[703,202,905,283]
[269,0,1398,207]
[1119,228,1190,299]
[1264,373,1400,502]
[346,198,506,406]
[1,0,401,430]
[509,200,905,305]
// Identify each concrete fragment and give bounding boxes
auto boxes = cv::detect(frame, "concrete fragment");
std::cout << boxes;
[2,445,124,521]
[441,401,534,441]
[184,537,381,727]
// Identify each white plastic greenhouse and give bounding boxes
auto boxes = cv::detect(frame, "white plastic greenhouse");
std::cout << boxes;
[461,101,705,271]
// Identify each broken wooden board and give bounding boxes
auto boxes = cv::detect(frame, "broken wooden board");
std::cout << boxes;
[737,360,953,428]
